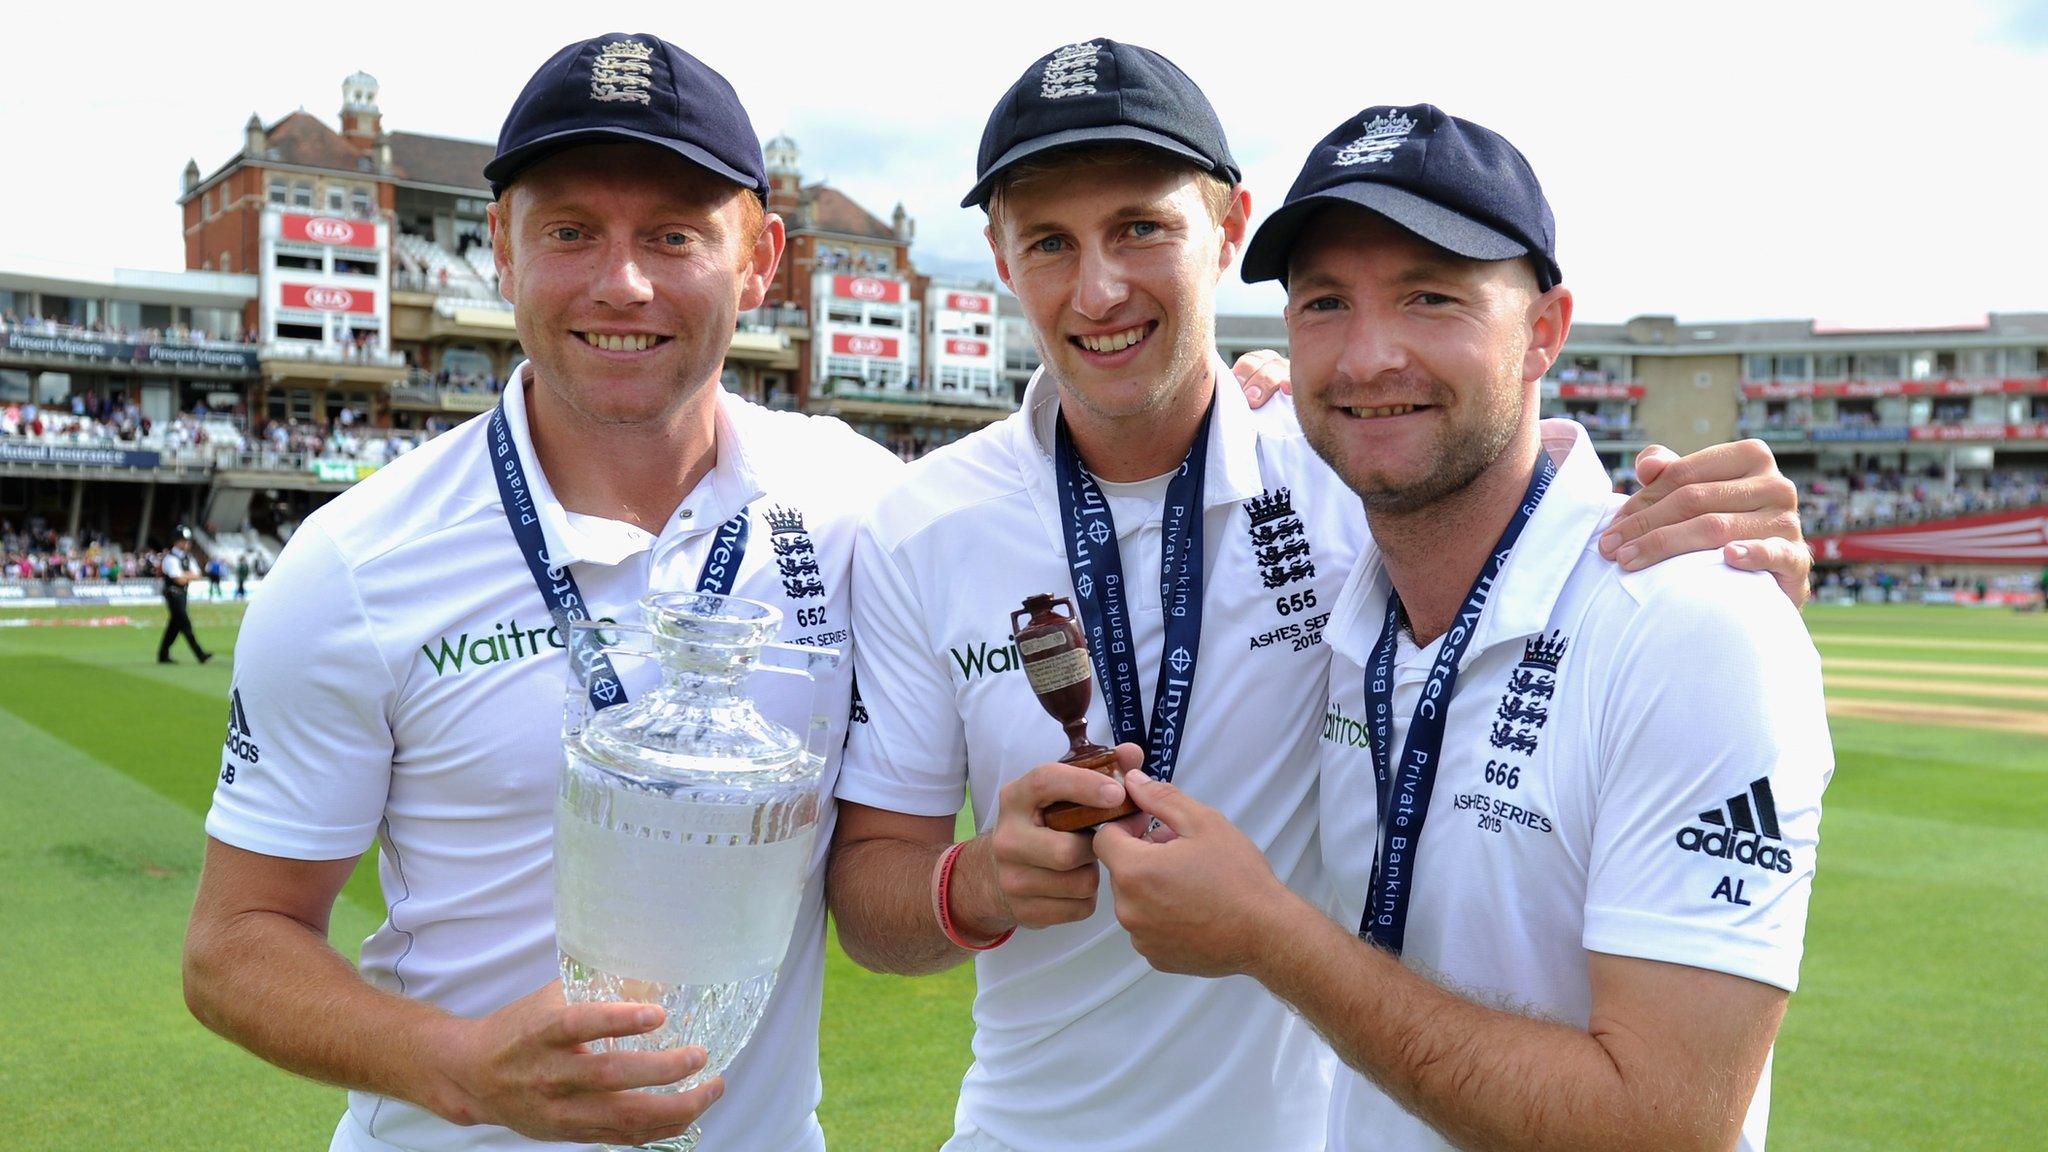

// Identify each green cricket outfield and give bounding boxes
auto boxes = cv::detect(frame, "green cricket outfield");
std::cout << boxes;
[0,600,2041,1150]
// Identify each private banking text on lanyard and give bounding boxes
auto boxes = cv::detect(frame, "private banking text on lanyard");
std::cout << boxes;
[1053,397,1215,783]
[488,401,751,713]
[1361,453,1557,955]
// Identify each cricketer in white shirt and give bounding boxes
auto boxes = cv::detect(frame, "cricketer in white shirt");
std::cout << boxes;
[203,365,900,1152]
[836,360,1359,1151]
[1313,422,1829,1151]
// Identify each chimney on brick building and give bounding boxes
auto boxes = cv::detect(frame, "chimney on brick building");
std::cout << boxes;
[182,159,201,194]
[243,114,265,158]
[892,202,914,243]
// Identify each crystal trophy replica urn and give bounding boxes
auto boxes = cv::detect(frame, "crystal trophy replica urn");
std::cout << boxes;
[555,591,840,1152]
[1011,593,1138,832]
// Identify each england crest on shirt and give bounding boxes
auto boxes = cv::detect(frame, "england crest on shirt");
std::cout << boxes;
[1489,630,1567,756]
[767,506,826,600]
[1244,487,1316,590]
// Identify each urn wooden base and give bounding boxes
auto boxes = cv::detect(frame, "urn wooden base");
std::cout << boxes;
[1040,746,1138,832]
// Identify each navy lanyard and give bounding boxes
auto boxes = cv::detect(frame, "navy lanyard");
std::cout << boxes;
[1361,453,1557,954]
[694,510,749,596]
[489,402,623,712]
[1052,397,1215,782]
[489,401,751,713]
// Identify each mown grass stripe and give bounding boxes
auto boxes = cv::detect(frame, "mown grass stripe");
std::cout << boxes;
[0,702,375,1149]
[1810,632,2048,655]
[0,648,385,913]
[1824,679,2048,715]
[1822,656,2048,682]
[1825,673,2048,704]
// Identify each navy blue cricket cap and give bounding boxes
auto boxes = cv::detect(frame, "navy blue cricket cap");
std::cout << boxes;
[484,34,767,199]
[1241,104,1560,290]
[961,39,1240,209]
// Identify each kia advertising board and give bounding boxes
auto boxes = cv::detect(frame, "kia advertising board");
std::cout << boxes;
[280,213,377,248]
[831,276,904,303]
[831,332,901,358]
[279,284,376,314]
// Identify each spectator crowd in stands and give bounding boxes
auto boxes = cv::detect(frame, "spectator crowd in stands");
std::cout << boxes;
[430,365,502,393]
[2,393,439,468]
[1801,462,2048,535]
[2,523,166,584]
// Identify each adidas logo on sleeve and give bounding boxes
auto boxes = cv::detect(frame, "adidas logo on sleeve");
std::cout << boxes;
[223,687,261,766]
[1675,777,1792,873]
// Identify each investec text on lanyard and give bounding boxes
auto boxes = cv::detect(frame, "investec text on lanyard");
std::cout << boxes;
[1053,396,1215,783]
[1361,453,1557,955]
[488,401,750,714]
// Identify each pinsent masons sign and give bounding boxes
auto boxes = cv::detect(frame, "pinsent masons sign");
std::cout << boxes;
[0,330,255,372]
[281,283,376,314]
[280,213,375,247]
[831,333,900,358]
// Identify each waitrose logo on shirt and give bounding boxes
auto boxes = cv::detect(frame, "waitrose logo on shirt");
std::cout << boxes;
[421,618,568,676]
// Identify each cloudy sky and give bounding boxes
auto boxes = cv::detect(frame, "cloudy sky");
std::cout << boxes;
[5,0,2044,325]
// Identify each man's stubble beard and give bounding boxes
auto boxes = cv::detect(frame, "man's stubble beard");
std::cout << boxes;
[1313,350,1532,517]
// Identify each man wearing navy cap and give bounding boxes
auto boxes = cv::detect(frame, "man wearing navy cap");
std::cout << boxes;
[1094,106,1829,1152]
[829,41,1811,1152]
[183,33,900,1152]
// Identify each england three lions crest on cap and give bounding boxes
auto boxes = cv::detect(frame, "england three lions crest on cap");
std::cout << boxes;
[1489,630,1567,756]
[590,39,654,105]
[1244,488,1316,590]
[1335,109,1417,166]
[1040,41,1101,99]
[767,506,826,600]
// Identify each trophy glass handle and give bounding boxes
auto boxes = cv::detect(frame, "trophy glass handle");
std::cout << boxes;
[750,641,844,770]
[560,616,655,737]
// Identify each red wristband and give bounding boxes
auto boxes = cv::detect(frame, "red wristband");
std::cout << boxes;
[934,841,1014,952]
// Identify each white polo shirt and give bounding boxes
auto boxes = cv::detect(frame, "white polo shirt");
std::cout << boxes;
[1318,423,1831,1152]
[205,364,899,1152]
[837,362,1359,1151]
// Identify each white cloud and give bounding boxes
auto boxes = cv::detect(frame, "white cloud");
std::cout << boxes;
[5,0,2042,328]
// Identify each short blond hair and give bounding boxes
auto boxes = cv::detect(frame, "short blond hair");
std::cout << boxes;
[985,144,1234,241]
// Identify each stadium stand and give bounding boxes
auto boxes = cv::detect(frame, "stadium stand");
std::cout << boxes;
[1799,465,2048,535]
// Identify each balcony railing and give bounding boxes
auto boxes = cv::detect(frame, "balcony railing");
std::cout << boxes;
[821,381,1015,409]
[261,341,408,369]
[739,304,808,331]
[392,268,504,301]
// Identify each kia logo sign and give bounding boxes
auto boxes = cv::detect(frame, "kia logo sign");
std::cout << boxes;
[946,338,989,357]
[832,275,901,303]
[946,292,992,313]
[305,217,356,245]
[305,287,355,311]
[832,332,898,357]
